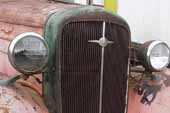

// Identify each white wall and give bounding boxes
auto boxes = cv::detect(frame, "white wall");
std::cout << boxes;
[118,0,170,46]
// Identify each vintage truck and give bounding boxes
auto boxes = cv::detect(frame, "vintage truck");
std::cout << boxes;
[0,0,170,113]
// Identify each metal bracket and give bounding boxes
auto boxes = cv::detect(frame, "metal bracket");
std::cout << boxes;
[0,74,29,86]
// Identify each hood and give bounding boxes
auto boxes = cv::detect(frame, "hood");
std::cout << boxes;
[0,0,77,28]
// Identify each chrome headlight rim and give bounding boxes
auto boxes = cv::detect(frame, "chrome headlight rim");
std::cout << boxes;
[8,32,49,75]
[146,40,170,71]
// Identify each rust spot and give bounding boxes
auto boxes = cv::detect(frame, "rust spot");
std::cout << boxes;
[14,95,20,101]
[0,107,9,113]
[33,106,37,111]
[0,23,14,35]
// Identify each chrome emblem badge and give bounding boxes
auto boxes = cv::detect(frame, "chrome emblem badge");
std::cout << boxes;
[88,36,114,47]
[88,21,114,113]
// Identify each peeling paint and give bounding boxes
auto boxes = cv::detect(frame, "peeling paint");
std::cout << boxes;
[0,74,49,113]
[0,105,9,113]
[0,39,9,54]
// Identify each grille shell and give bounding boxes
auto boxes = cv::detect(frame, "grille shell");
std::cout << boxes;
[43,6,130,113]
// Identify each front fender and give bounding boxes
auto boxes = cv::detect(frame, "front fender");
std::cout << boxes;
[0,73,48,113]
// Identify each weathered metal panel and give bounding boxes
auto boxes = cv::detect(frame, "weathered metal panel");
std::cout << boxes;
[0,73,48,113]
[0,53,17,76]
[0,22,43,41]
[0,1,55,112]
[0,0,77,28]
[0,39,9,54]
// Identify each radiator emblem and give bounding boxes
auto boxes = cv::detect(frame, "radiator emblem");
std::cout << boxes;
[88,36,114,47]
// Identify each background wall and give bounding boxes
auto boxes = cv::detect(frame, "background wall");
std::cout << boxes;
[118,0,170,46]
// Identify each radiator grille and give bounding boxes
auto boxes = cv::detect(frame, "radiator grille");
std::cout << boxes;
[60,21,129,113]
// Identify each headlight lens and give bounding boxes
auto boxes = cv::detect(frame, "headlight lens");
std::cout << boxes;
[8,32,49,75]
[139,40,170,71]
[149,43,170,70]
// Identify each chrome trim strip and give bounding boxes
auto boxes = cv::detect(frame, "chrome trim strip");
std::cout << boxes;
[99,21,106,113]
[102,21,106,37]
[99,46,104,113]
[124,58,130,113]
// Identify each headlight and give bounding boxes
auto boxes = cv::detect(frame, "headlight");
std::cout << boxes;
[8,32,49,75]
[138,40,170,71]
